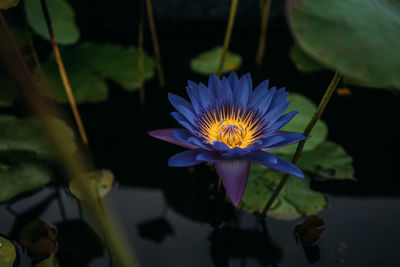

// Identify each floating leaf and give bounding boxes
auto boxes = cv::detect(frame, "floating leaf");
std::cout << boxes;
[271,93,328,154]
[298,141,355,180]
[239,163,328,220]
[294,215,325,246]
[38,43,155,103]
[0,0,20,9]
[190,46,242,75]
[287,0,400,89]
[35,256,60,267]
[25,0,80,45]
[0,153,52,203]
[69,169,114,200]
[19,220,57,258]
[289,44,325,73]
[0,235,17,267]
[0,77,18,107]
[0,116,77,159]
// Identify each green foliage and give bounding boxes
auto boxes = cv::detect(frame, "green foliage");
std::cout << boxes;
[239,164,328,220]
[0,116,77,159]
[0,153,52,203]
[25,0,80,45]
[272,93,328,154]
[0,77,18,107]
[289,44,325,73]
[298,141,355,180]
[287,0,400,89]
[0,0,19,9]
[35,256,60,267]
[69,169,114,200]
[0,235,17,267]
[190,46,242,75]
[38,43,155,103]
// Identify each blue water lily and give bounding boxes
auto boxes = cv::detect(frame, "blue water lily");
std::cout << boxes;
[149,72,305,206]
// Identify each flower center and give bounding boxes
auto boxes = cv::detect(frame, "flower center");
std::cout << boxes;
[216,122,245,147]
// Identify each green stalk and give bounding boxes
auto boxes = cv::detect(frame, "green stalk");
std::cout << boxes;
[255,0,272,65]
[217,0,239,77]
[138,0,145,103]
[261,71,342,216]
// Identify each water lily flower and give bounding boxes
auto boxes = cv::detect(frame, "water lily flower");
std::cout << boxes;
[149,72,305,206]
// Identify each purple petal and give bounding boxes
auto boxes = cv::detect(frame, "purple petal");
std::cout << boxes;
[263,131,306,151]
[245,150,278,164]
[215,159,251,206]
[234,73,251,107]
[196,151,224,162]
[148,129,198,149]
[211,141,230,153]
[170,112,196,134]
[172,130,211,150]
[168,149,205,167]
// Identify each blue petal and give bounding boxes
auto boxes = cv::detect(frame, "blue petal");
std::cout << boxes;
[172,129,211,150]
[186,82,202,114]
[234,73,251,107]
[148,128,199,149]
[215,159,251,206]
[211,141,230,153]
[168,149,205,167]
[250,80,269,104]
[217,77,234,105]
[256,87,276,117]
[263,101,290,124]
[221,147,252,159]
[246,151,304,178]
[263,131,305,151]
[168,93,193,113]
[196,151,224,162]
[170,112,196,134]
[227,72,239,92]
[198,82,214,109]
[208,73,221,97]
[265,111,298,134]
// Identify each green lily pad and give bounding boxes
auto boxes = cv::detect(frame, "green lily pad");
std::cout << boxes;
[38,43,155,103]
[25,0,80,45]
[287,0,400,89]
[298,141,354,180]
[0,116,77,159]
[0,77,18,107]
[69,169,114,200]
[271,93,328,154]
[239,163,328,220]
[35,256,60,267]
[0,0,20,9]
[0,235,17,267]
[0,153,52,203]
[289,44,325,73]
[190,46,242,75]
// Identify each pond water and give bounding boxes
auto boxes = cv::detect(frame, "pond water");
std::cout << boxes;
[1,0,400,266]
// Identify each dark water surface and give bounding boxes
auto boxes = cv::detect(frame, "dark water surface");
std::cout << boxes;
[2,0,400,266]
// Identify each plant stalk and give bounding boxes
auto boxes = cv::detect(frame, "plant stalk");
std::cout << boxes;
[145,0,165,88]
[261,71,342,216]
[138,0,145,103]
[255,0,272,65]
[217,0,239,77]
[40,0,88,145]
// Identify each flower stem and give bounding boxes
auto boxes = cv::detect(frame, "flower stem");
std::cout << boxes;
[217,0,239,77]
[40,0,88,145]
[145,0,165,88]
[138,0,145,103]
[261,71,342,217]
[255,0,272,66]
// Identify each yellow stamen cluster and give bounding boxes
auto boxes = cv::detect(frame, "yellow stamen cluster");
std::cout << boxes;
[198,106,263,148]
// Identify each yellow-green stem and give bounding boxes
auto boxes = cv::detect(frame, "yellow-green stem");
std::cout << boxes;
[255,0,272,65]
[138,0,145,103]
[261,71,342,216]
[217,0,239,77]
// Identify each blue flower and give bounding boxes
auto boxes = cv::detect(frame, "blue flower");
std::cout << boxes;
[149,72,305,206]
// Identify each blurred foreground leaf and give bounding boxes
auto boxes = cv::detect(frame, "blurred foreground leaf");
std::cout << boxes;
[0,116,77,159]
[289,44,325,73]
[69,169,114,200]
[0,77,18,107]
[239,164,328,220]
[38,43,155,103]
[35,256,60,267]
[0,0,19,9]
[19,220,57,258]
[298,141,354,180]
[190,46,242,75]
[25,0,80,45]
[287,0,400,89]
[0,153,51,203]
[0,235,17,267]
[271,93,328,154]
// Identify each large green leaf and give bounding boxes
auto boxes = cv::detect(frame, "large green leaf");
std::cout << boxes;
[289,44,325,73]
[190,46,242,75]
[287,0,400,89]
[38,43,155,103]
[25,0,80,45]
[0,0,20,9]
[239,163,328,220]
[271,93,328,154]
[0,235,16,267]
[0,153,52,203]
[0,77,18,107]
[298,141,355,180]
[0,116,77,159]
